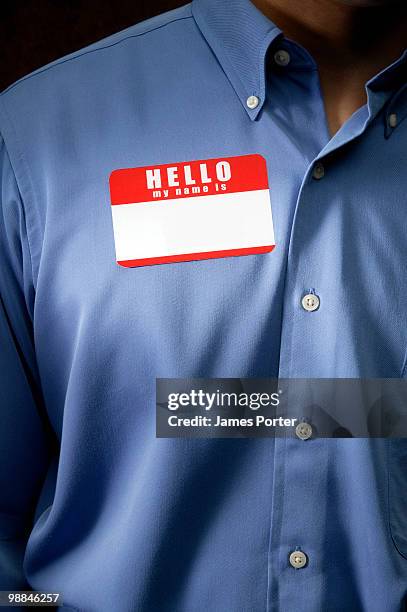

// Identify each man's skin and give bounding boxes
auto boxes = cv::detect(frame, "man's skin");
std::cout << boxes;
[251,0,407,135]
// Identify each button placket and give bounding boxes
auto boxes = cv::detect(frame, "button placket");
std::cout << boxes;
[272,120,338,607]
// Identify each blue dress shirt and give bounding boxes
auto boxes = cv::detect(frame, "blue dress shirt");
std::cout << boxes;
[1,0,407,610]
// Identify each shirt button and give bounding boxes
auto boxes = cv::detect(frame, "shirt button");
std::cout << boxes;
[295,421,313,440]
[246,95,260,109]
[388,113,398,128]
[301,293,320,312]
[274,49,291,66]
[289,550,308,569]
[312,161,325,179]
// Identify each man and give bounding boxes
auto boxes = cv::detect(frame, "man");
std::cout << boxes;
[1,0,406,610]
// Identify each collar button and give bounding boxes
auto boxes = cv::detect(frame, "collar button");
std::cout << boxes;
[312,162,325,180]
[246,95,260,109]
[388,113,398,128]
[274,49,291,66]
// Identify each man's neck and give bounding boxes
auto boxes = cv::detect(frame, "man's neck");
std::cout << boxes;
[251,0,407,135]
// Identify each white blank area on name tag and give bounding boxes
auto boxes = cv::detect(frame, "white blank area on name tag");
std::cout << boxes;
[111,189,274,262]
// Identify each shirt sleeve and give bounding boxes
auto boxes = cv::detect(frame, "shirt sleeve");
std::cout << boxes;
[0,134,53,589]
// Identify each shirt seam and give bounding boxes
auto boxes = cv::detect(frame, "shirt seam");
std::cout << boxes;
[1,10,193,95]
[0,97,39,289]
[401,347,407,378]
[387,441,407,561]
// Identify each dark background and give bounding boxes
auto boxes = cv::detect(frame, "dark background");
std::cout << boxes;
[0,0,186,91]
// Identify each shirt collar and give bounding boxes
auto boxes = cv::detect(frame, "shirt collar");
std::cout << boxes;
[192,0,283,120]
[365,48,407,135]
[192,0,407,128]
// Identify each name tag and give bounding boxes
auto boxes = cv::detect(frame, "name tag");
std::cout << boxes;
[109,154,275,267]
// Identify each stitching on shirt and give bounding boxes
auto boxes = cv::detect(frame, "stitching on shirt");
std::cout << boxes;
[401,347,407,378]
[256,27,281,101]
[1,11,193,95]
[0,102,37,293]
[0,138,35,305]
[387,440,407,561]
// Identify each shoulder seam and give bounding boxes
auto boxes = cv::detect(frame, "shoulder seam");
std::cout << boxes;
[0,98,38,289]
[2,11,193,95]
[0,141,36,297]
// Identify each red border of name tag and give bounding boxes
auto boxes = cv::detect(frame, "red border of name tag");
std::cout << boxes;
[109,154,275,267]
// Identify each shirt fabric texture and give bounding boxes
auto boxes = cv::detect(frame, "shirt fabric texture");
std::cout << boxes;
[0,0,407,610]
